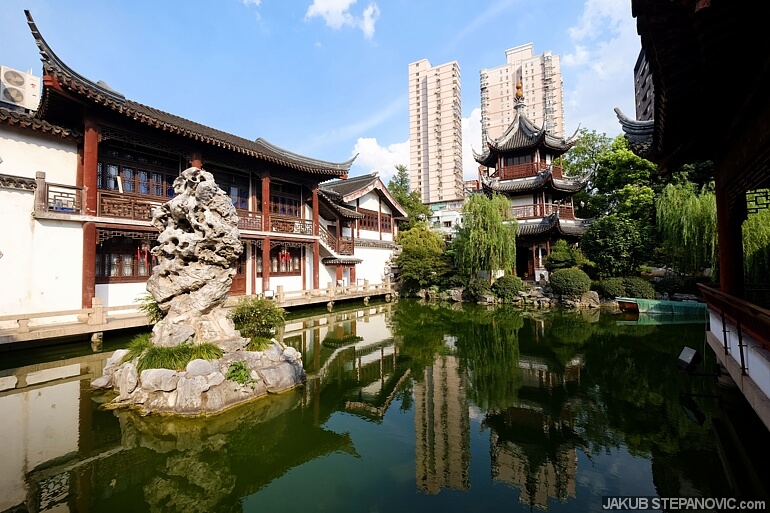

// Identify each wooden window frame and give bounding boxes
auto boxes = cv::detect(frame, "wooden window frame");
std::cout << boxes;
[96,237,158,284]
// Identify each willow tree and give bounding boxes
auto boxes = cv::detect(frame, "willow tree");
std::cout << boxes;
[656,182,717,276]
[452,193,518,283]
[743,207,770,285]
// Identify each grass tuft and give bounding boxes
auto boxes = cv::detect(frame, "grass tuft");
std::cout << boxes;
[122,340,224,373]
[121,333,153,364]
[245,336,273,352]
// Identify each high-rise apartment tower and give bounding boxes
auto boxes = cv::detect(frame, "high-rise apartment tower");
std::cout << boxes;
[408,59,464,205]
[480,43,565,141]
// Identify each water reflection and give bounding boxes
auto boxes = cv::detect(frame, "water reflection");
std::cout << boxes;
[1,300,768,513]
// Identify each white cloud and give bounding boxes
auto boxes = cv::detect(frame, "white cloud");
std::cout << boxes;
[462,108,483,181]
[350,138,409,182]
[562,0,640,137]
[242,0,261,6]
[305,0,381,40]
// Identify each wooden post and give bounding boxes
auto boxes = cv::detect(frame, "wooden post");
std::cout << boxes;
[83,117,98,216]
[312,185,319,236]
[34,171,46,212]
[262,238,271,293]
[313,240,320,289]
[82,222,96,308]
[261,174,271,231]
[190,150,203,169]
[715,174,746,298]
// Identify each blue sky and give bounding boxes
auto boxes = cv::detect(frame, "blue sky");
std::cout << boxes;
[1,0,639,182]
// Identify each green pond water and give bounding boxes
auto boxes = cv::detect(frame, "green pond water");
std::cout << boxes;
[1,300,768,513]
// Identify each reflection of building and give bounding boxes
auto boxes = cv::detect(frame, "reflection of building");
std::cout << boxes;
[414,356,470,494]
[486,356,582,510]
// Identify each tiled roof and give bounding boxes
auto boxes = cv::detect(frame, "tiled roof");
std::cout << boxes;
[317,189,364,220]
[0,106,80,140]
[481,168,587,194]
[474,104,577,166]
[25,10,354,177]
[517,214,590,237]
[320,173,408,218]
[614,108,653,159]
[322,257,363,265]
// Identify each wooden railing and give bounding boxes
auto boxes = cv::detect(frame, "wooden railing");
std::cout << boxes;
[698,283,770,352]
[511,203,574,219]
[44,182,85,214]
[270,216,313,235]
[98,191,163,221]
[319,224,354,255]
[497,162,563,181]
[236,209,263,231]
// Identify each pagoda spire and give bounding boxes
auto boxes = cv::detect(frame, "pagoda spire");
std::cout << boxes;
[514,80,526,110]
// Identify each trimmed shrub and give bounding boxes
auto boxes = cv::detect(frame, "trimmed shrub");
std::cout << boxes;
[622,277,655,299]
[596,277,626,299]
[491,275,524,303]
[549,268,591,298]
[464,279,492,301]
[229,296,285,340]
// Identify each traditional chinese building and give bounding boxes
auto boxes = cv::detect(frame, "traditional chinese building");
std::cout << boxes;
[473,83,588,280]
[0,11,405,319]
[616,0,770,431]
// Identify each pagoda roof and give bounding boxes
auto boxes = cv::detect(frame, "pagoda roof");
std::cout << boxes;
[517,214,590,238]
[316,189,364,220]
[320,173,408,218]
[474,102,578,167]
[481,168,588,194]
[0,106,80,141]
[25,10,354,177]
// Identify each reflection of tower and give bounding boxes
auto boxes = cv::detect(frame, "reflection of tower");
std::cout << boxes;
[414,355,470,494]
[491,429,577,511]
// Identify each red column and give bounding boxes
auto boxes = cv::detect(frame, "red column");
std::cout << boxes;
[262,238,271,293]
[82,222,96,308]
[312,185,319,236]
[190,150,202,169]
[313,240,320,289]
[336,266,343,282]
[715,176,746,298]
[378,197,383,241]
[83,118,98,216]
[261,174,271,231]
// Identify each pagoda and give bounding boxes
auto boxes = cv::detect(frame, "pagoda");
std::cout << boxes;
[473,82,590,281]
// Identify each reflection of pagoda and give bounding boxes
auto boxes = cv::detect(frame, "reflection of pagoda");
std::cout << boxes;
[485,356,583,511]
[414,356,471,494]
[473,83,590,280]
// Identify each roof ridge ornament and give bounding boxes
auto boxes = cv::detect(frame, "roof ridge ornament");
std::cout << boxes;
[514,80,526,110]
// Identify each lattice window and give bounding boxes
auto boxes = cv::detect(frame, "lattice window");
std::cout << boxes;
[747,189,770,214]
[359,208,379,231]
[96,234,158,284]
[98,145,178,199]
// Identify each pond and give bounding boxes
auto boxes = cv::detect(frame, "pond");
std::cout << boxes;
[1,300,768,513]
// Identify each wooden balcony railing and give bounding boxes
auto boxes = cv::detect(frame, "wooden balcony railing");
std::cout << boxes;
[236,209,263,231]
[497,162,563,181]
[43,182,85,214]
[270,216,313,235]
[98,191,163,221]
[511,203,574,220]
[319,224,354,255]
[698,283,770,352]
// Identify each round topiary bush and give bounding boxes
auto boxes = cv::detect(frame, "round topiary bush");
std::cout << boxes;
[622,276,655,299]
[549,268,591,298]
[596,277,626,299]
[491,275,524,303]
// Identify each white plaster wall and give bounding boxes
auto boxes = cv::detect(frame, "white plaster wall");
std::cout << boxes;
[95,282,147,309]
[0,190,82,322]
[358,194,380,211]
[271,275,303,294]
[709,310,770,399]
[0,126,78,184]
[319,264,336,289]
[358,229,381,240]
[510,195,534,206]
[354,247,393,285]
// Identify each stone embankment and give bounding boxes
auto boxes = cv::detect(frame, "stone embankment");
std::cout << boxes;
[417,286,607,309]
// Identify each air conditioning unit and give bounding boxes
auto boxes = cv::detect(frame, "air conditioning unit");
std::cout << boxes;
[0,66,41,111]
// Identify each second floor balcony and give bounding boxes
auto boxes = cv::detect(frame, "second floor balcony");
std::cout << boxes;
[497,162,564,181]
[511,203,575,220]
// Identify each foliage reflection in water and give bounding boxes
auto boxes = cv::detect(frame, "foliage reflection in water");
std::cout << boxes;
[1,300,768,513]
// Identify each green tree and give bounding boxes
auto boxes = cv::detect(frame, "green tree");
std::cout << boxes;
[395,224,450,294]
[581,214,652,278]
[561,128,613,178]
[451,193,517,283]
[544,239,590,271]
[656,182,717,276]
[743,207,770,288]
[387,164,431,231]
